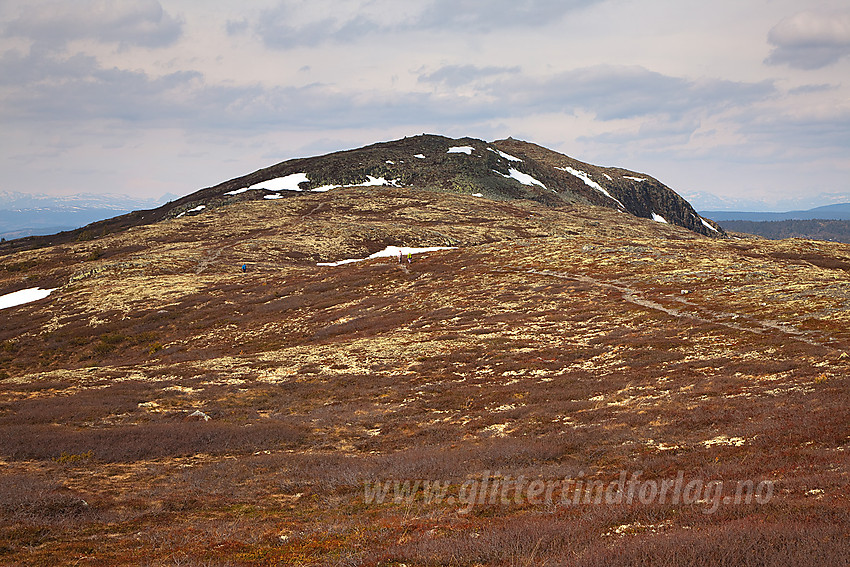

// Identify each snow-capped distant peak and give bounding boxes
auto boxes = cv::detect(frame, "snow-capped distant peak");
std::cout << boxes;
[447,146,475,155]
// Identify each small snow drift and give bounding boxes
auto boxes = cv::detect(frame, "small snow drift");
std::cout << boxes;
[488,148,522,162]
[227,173,400,197]
[700,218,719,233]
[498,168,548,191]
[447,146,475,155]
[313,176,400,192]
[652,212,669,224]
[345,176,399,188]
[557,166,625,209]
[0,287,56,310]
[317,245,454,267]
[176,205,206,218]
[226,172,310,195]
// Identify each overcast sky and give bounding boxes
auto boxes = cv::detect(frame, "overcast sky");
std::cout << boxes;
[1,0,848,209]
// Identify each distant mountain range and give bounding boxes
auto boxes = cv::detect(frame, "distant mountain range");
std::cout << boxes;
[686,191,850,213]
[718,219,850,243]
[702,203,850,222]
[0,192,178,240]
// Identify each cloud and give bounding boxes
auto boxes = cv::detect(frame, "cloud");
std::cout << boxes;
[248,0,604,48]
[0,48,778,147]
[0,48,201,123]
[421,64,775,122]
[765,10,850,69]
[413,0,600,32]
[2,0,183,49]
[418,65,521,87]
[0,47,98,85]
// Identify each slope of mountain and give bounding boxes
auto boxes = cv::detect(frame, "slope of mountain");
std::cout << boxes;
[2,138,849,565]
[0,135,722,254]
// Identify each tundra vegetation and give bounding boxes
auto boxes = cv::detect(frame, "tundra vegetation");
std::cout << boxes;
[1,186,849,565]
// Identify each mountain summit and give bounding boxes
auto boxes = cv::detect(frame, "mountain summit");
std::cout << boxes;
[181,134,722,237]
[1,135,722,253]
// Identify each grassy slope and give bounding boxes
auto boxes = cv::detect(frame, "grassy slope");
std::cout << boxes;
[0,188,848,565]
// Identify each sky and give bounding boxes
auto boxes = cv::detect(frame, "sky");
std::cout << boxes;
[1,0,849,211]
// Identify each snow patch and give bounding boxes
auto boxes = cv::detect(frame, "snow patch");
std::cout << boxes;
[414,154,426,159]
[226,172,310,195]
[447,146,475,155]
[228,171,400,197]
[0,287,56,310]
[318,245,454,267]
[343,176,399,188]
[472,193,483,197]
[557,166,625,209]
[498,168,549,191]
[264,194,285,200]
[624,176,646,182]
[603,173,613,181]
[700,218,719,233]
[301,176,400,194]
[488,148,522,162]
[651,212,668,224]
[176,204,206,218]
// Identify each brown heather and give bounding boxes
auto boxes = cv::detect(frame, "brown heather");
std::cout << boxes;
[0,186,849,565]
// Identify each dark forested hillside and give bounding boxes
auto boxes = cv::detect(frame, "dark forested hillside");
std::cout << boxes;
[720,219,850,243]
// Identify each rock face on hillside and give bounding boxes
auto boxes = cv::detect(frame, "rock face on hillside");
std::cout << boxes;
[492,138,723,237]
[0,134,722,254]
